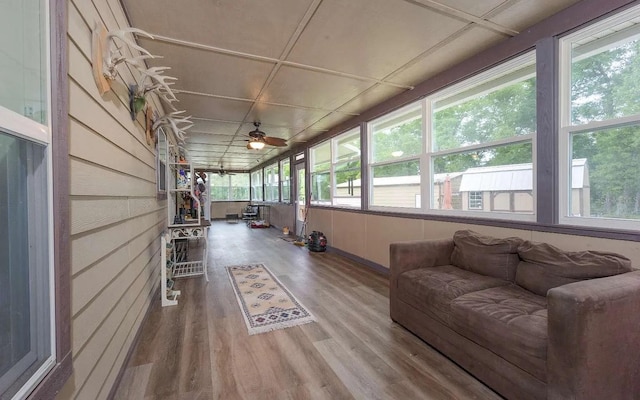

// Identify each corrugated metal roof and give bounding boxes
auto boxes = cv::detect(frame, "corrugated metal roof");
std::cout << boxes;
[459,159,587,192]
[336,159,588,190]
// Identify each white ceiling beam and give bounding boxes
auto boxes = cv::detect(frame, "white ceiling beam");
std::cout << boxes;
[175,89,360,116]
[402,0,519,36]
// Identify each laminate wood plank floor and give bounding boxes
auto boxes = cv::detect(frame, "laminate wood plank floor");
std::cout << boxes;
[112,222,501,400]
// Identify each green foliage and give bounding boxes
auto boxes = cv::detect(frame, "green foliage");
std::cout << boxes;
[570,40,640,218]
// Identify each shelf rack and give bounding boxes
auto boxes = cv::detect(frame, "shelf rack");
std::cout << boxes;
[160,143,209,307]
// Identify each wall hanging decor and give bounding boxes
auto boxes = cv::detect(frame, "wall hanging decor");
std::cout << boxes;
[91,23,154,95]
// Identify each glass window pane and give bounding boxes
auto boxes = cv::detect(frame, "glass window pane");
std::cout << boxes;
[334,161,361,207]
[311,142,331,172]
[433,64,536,151]
[0,0,48,124]
[571,125,640,220]
[335,129,360,163]
[370,160,420,208]
[209,174,229,201]
[432,142,533,213]
[264,163,279,202]
[311,172,330,205]
[0,131,50,399]
[280,159,290,203]
[230,173,249,201]
[251,171,262,201]
[370,102,422,163]
[570,32,640,124]
[156,129,167,193]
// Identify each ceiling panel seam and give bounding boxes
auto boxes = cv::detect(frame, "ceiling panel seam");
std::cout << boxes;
[402,0,519,36]
[225,0,327,166]
[175,89,359,116]
[138,34,413,90]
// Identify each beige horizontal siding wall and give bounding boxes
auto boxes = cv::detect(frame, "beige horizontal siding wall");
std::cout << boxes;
[307,209,640,269]
[58,0,167,399]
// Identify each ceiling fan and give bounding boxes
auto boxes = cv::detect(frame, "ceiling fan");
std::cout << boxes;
[213,165,235,176]
[245,122,287,150]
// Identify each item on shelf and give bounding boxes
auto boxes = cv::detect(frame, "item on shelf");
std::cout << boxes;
[176,168,189,189]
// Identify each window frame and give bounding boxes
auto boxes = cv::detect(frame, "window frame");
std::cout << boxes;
[332,127,362,208]
[365,53,537,220]
[263,162,279,202]
[0,0,72,397]
[468,191,483,210]
[425,51,537,222]
[251,170,263,202]
[309,140,332,206]
[558,4,640,231]
[209,172,250,201]
[310,127,362,208]
[280,157,291,203]
[367,101,423,213]
[156,127,167,198]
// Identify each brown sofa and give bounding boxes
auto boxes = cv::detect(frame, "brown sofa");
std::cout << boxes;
[390,230,640,400]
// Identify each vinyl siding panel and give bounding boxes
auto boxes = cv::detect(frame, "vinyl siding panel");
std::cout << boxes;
[58,0,167,398]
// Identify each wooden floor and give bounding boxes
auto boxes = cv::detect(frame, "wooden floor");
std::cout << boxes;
[112,222,501,400]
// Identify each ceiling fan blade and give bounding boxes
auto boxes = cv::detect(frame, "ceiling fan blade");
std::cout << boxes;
[264,136,287,147]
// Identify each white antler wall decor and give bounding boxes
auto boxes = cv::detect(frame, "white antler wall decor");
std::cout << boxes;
[129,66,180,120]
[152,111,193,143]
[91,23,156,95]
[91,22,187,148]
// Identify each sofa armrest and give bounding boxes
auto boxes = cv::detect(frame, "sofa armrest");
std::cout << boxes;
[547,270,640,400]
[389,238,454,288]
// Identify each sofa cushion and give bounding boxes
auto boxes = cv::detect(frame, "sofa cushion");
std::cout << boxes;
[397,265,509,326]
[450,285,548,382]
[451,230,524,281]
[516,241,634,296]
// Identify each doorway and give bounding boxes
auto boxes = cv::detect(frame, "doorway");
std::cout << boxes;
[294,162,306,238]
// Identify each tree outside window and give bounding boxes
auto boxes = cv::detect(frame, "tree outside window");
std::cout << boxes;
[561,13,640,225]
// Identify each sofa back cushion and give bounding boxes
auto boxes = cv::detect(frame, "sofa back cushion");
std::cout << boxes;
[451,230,524,281]
[516,241,633,296]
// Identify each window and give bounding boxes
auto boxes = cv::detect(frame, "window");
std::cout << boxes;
[280,158,291,203]
[230,173,250,200]
[310,141,331,205]
[368,102,422,209]
[468,191,483,209]
[1,0,55,397]
[264,163,279,202]
[333,128,361,207]
[559,5,640,229]
[310,127,362,207]
[429,52,536,218]
[365,53,536,218]
[156,128,167,195]
[251,170,263,201]
[210,174,230,201]
[209,173,250,201]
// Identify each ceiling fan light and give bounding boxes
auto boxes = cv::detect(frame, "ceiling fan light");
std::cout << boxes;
[249,140,265,150]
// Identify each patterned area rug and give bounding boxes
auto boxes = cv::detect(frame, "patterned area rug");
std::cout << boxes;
[226,263,316,335]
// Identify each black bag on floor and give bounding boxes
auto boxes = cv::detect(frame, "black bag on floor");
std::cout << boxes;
[307,231,327,252]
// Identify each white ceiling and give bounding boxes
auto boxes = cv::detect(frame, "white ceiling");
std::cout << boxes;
[121,0,581,170]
